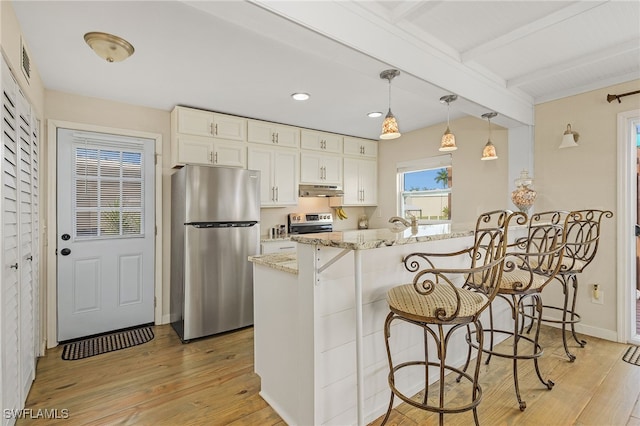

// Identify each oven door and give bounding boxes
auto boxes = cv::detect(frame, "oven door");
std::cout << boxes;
[290,224,333,235]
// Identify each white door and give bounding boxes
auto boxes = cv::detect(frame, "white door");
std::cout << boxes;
[57,129,155,341]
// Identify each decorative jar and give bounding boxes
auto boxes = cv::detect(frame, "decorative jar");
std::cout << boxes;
[511,170,537,213]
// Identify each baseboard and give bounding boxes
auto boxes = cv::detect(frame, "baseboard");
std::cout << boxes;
[543,319,618,342]
[258,391,296,426]
[161,314,171,325]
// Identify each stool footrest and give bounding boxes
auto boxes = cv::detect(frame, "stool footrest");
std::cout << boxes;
[389,360,483,414]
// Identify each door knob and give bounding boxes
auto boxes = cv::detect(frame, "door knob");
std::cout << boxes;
[60,248,71,256]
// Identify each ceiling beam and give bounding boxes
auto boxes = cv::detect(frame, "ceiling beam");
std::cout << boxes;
[508,38,640,88]
[250,0,534,126]
[461,1,608,63]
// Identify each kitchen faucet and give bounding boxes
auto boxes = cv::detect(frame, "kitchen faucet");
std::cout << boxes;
[388,215,418,231]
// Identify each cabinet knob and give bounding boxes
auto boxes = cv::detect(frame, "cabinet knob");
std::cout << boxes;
[10,263,18,269]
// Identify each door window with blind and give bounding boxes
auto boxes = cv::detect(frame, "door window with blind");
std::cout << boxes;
[74,146,144,239]
[397,154,452,223]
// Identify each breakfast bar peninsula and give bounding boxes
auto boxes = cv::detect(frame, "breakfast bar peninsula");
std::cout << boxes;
[249,225,514,426]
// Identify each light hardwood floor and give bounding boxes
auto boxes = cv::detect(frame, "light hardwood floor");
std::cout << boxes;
[18,324,640,425]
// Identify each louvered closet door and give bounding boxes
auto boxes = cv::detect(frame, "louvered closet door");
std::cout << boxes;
[17,90,35,401]
[2,57,21,425]
[31,116,40,360]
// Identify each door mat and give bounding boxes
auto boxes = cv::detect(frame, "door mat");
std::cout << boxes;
[622,345,640,366]
[61,325,154,361]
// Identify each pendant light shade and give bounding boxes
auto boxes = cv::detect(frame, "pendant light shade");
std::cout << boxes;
[480,112,498,161]
[379,69,401,140]
[439,95,458,151]
[380,110,400,140]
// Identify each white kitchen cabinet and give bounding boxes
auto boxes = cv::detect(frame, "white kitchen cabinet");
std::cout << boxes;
[300,152,342,185]
[343,136,377,158]
[248,120,299,148]
[248,147,298,206]
[260,240,297,254]
[343,158,377,205]
[176,106,246,141]
[177,135,246,168]
[300,129,342,153]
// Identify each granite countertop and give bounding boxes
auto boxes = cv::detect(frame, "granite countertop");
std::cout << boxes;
[248,252,298,274]
[260,235,293,243]
[290,224,473,250]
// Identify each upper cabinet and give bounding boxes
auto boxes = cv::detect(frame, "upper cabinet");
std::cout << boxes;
[175,135,246,168]
[300,129,343,153]
[171,106,247,168]
[300,152,342,185]
[343,136,377,158]
[343,158,377,206]
[176,107,246,141]
[248,120,299,148]
[248,146,298,207]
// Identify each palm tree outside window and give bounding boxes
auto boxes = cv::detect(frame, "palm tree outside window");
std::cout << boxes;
[397,155,452,223]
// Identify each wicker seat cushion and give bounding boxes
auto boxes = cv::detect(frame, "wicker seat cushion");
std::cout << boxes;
[527,257,586,273]
[387,283,488,323]
[498,269,549,293]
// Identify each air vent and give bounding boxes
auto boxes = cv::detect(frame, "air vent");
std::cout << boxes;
[21,37,31,83]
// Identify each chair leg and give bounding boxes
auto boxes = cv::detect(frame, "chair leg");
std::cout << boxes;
[471,320,483,426]
[531,294,555,391]
[558,274,576,362]
[381,311,395,426]
[423,327,429,404]
[511,295,526,411]
[456,324,473,383]
[485,302,495,365]
[569,275,587,348]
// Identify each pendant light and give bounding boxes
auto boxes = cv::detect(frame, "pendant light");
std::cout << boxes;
[439,94,458,151]
[379,69,401,140]
[481,112,498,161]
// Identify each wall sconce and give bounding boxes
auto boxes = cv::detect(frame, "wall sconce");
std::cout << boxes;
[559,124,579,148]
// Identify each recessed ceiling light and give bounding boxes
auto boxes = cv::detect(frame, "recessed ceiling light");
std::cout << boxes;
[291,93,310,101]
[367,111,383,118]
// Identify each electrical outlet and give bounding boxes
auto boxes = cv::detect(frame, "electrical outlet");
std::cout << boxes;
[591,285,604,305]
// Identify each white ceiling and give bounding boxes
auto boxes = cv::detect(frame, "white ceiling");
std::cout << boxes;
[11,1,640,139]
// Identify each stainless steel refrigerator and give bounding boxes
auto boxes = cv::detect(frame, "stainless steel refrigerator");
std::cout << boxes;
[170,165,260,342]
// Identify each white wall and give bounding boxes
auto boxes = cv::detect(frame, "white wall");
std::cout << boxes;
[534,79,640,339]
[370,115,509,231]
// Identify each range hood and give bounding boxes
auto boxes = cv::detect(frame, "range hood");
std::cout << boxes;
[299,184,344,197]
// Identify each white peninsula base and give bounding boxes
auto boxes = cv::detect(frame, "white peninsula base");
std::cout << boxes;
[251,228,515,425]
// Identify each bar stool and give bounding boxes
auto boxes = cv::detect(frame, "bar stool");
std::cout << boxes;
[462,210,568,411]
[534,209,613,361]
[381,210,522,426]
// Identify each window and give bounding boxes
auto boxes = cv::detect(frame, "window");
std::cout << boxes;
[397,154,452,223]
[74,146,144,239]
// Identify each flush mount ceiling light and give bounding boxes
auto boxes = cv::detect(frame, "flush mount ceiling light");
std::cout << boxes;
[291,92,310,101]
[84,32,134,63]
[439,94,458,152]
[481,112,498,161]
[379,69,401,140]
[367,111,383,118]
[559,123,579,148]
